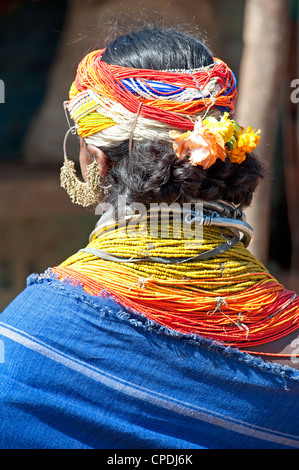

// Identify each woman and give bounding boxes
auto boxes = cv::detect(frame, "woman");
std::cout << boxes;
[1,28,299,450]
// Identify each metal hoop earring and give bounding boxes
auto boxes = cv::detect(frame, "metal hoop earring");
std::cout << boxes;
[60,127,104,207]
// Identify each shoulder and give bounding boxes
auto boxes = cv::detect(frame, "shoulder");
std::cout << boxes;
[244,329,299,370]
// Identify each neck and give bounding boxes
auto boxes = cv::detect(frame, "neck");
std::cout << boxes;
[58,201,266,295]
[90,199,253,250]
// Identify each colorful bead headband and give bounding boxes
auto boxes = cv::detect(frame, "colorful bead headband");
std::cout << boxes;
[66,48,260,169]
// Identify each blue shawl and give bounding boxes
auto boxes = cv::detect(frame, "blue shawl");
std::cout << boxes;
[0,273,299,449]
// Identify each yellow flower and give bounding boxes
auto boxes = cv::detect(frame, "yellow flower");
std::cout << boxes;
[238,127,261,152]
[203,112,235,143]
[227,127,261,163]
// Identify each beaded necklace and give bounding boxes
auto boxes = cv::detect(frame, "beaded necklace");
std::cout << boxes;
[52,204,299,356]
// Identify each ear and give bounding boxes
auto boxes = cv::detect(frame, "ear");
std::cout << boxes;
[86,143,109,176]
[79,137,110,181]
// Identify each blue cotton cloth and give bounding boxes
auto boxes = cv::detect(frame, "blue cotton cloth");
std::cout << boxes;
[0,272,299,449]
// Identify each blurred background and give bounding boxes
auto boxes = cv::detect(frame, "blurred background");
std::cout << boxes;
[0,0,298,310]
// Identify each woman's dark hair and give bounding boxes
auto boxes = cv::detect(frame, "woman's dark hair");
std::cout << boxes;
[99,28,265,208]
[101,28,214,71]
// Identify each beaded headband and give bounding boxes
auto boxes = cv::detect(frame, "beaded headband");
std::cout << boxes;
[66,48,260,169]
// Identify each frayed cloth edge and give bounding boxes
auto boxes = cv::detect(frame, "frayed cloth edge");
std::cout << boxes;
[27,271,299,383]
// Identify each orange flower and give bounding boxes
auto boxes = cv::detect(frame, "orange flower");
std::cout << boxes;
[170,120,226,169]
[227,148,247,164]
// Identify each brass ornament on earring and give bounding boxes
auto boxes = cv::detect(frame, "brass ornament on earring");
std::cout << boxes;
[60,155,102,207]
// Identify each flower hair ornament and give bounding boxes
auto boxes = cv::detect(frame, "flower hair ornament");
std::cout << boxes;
[170,112,261,169]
